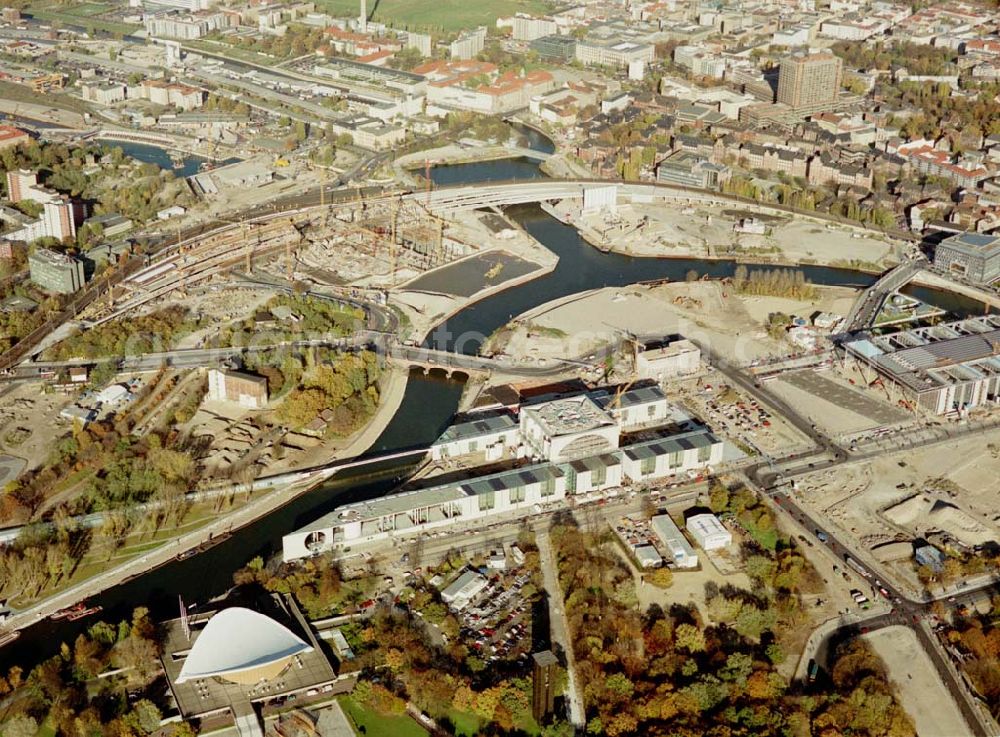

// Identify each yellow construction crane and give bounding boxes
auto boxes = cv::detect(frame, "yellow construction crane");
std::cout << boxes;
[607,329,642,410]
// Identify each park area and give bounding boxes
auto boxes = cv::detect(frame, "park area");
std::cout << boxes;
[313,0,550,32]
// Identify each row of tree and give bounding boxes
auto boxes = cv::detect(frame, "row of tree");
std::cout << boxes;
[731,265,818,301]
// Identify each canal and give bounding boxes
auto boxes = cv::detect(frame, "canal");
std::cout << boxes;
[0,135,990,669]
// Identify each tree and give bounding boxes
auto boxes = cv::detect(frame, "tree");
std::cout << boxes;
[1,714,38,737]
[127,699,163,734]
[674,623,706,653]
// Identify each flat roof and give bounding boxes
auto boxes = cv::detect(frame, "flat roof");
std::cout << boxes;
[939,232,1000,259]
[598,384,668,410]
[464,465,563,495]
[623,429,718,461]
[687,513,729,539]
[434,413,517,444]
[844,315,1000,393]
[521,394,616,436]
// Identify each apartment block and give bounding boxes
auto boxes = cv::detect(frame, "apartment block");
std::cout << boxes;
[29,248,85,294]
[777,51,843,109]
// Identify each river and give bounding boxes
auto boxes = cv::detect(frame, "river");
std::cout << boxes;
[97,140,241,178]
[0,130,989,670]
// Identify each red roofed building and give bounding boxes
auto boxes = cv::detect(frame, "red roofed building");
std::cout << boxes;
[0,125,29,150]
[416,60,555,113]
[902,145,992,188]
[965,39,1000,56]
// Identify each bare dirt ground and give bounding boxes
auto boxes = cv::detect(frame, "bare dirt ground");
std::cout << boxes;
[864,625,971,737]
[551,199,899,268]
[0,384,74,474]
[793,438,1000,591]
[483,281,857,366]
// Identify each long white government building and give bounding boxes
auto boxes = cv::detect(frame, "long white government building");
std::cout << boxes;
[282,385,724,561]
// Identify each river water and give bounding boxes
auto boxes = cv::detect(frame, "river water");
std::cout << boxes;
[0,129,989,669]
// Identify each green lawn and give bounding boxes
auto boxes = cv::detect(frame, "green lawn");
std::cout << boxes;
[338,696,427,737]
[446,709,481,737]
[28,4,140,35]
[313,0,551,33]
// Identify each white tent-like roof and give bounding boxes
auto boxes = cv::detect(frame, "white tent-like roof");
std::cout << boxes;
[176,607,313,684]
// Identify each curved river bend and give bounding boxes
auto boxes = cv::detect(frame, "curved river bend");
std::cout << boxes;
[0,145,987,669]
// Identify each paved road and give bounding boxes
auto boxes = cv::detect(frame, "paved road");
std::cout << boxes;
[536,531,586,728]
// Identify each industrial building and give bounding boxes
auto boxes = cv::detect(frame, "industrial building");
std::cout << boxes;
[933,232,1000,285]
[440,570,488,610]
[686,513,732,550]
[842,315,1000,415]
[651,513,699,568]
[207,369,269,409]
[28,248,85,294]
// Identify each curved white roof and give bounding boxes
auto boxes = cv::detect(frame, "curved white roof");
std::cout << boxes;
[176,607,313,683]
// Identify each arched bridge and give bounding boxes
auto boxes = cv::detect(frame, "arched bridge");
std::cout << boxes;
[387,343,572,378]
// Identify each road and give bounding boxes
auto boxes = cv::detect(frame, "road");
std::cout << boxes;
[536,531,586,728]
[690,335,996,737]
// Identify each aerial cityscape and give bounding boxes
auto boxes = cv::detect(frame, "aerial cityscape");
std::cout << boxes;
[0,0,997,734]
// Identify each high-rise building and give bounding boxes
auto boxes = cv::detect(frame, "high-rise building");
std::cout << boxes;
[28,248,85,294]
[4,170,79,242]
[532,651,559,721]
[777,52,842,109]
[449,27,486,60]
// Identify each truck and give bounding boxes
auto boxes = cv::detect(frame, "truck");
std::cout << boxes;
[844,555,871,578]
[807,659,819,683]
[850,589,870,609]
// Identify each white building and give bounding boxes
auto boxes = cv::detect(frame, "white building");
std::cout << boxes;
[175,607,312,684]
[593,385,675,431]
[429,413,520,461]
[282,390,725,561]
[576,37,654,68]
[512,15,557,41]
[686,513,732,550]
[651,514,698,568]
[440,570,488,610]
[81,81,127,105]
[620,430,722,483]
[635,339,701,381]
[520,394,619,462]
[207,368,268,409]
[405,31,431,57]
[449,26,486,60]
[635,544,662,568]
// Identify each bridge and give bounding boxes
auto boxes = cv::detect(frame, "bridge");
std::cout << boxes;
[840,258,927,334]
[18,334,579,379]
[387,343,573,377]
